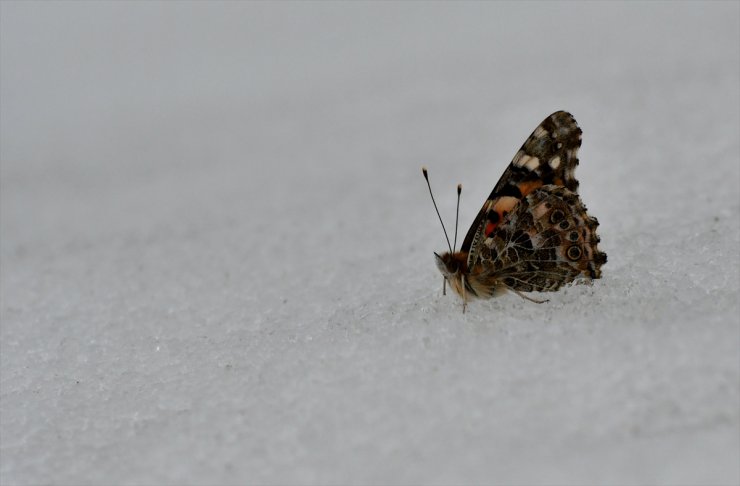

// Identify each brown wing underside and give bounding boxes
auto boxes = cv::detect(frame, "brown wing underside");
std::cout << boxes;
[473,185,607,292]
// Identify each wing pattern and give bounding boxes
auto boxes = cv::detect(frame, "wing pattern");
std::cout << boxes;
[462,111,583,268]
[473,185,607,292]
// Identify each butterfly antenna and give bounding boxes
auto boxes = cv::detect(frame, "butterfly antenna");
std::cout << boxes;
[453,183,462,252]
[422,166,452,253]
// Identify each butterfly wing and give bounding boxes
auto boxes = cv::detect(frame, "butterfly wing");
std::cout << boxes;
[474,185,607,292]
[461,111,583,268]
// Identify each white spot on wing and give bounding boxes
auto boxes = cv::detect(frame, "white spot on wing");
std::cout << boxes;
[533,126,547,138]
[518,154,532,167]
[523,156,540,171]
[549,156,561,169]
[512,150,525,167]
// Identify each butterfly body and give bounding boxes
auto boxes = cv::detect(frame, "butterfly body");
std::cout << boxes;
[430,111,607,311]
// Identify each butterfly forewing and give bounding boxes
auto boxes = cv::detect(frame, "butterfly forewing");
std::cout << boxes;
[462,111,583,268]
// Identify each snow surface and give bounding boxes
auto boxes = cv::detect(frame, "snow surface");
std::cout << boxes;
[1,3,739,485]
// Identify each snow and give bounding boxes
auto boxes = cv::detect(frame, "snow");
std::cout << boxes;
[1,3,739,485]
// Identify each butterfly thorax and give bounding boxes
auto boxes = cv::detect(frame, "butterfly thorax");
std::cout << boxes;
[434,251,507,300]
[435,251,468,299]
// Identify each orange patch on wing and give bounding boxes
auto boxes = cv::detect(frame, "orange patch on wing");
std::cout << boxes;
[516,180,544,196]
[484,221,496,236]
[492,196,519,213]
[483,196,521,237]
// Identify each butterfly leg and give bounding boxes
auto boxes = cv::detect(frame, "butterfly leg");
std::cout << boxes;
[461,275,467,314]
[512,289,549,304]
[443,278,448,296]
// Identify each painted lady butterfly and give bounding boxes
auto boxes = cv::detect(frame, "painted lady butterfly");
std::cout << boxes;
[423,111,607,313]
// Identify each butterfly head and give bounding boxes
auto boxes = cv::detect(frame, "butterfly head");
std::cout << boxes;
[434,251,468,279]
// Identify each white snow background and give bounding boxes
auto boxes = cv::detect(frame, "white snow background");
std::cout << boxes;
[1,2,739,485]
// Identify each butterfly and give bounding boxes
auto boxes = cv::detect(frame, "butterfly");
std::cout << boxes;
[423,111,607,313]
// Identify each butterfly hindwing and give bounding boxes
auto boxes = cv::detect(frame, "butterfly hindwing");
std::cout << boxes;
[475,185,606,292]
[462,111,583,268]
